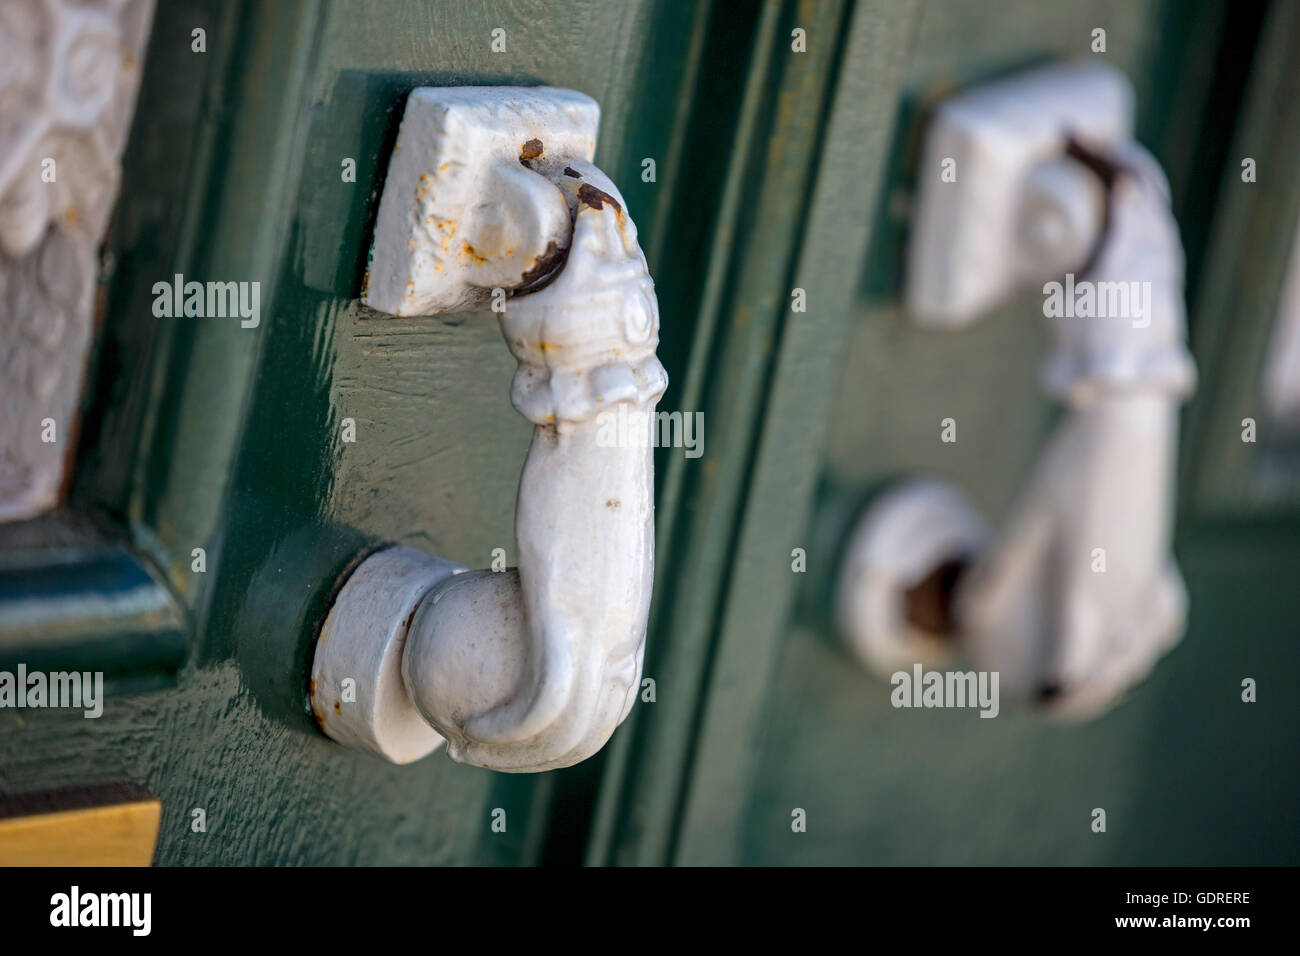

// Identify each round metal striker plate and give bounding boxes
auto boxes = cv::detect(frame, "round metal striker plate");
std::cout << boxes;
[835,480,989,677]
[311,546,465,764]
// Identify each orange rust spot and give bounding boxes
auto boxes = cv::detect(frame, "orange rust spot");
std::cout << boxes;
[605,499,621,510]
[333,700,342,715]
[462,242,488,266]
[309,679,316,698]
[425,215,456,236]
[519,138,544,163]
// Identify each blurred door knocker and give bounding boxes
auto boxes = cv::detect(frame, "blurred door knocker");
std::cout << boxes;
[837,63,1196,718]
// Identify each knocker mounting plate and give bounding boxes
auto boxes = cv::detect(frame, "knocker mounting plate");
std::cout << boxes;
[362,86,599,316]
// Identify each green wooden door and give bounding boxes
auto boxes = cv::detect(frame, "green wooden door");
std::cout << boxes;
[2,0,1296,867]
[3,0,720,866]
[648,0,1298,865]
[582,0,1300,865]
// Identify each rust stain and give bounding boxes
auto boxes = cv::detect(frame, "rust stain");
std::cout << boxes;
[578,182,621,215]
[309,679,317,698]
[518,239,565,289]
[333,700,342,715]
[605,499,621,510]
[462,242,488,266]
[424,214,456,236]
[519,138,544,164]
[903,558,968,636]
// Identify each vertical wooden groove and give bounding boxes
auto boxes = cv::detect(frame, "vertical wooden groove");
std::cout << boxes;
[1181,0,1300,513]
[668,0,867,866]
[587,0,861,866]
[585,0,784,866]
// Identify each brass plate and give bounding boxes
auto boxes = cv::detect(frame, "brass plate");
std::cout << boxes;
[0,783,160,867]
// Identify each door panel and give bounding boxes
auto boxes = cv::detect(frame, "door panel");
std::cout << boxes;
[715,0,1297,865]
[2,0,722,865]
[3,0,1294,867]
[592,0,1254,867]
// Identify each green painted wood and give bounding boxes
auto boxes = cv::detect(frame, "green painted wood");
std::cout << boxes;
[588,0,823,866]
[4,0,1288,869]
[0,661,539,864]
[4,0,717,865]
[1183,0,1300,514]
[693,0,1292,866]
[741,520,1300,864]
[638,0,1252,865]
[672,0,901,866]
[0,513,186,691]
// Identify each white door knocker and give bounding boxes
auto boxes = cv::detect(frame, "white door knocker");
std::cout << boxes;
[837,63,1196,719]
[311,88,665,772]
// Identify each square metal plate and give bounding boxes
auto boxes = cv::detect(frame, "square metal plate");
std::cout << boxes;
[906,62,1134,326]
[364,86,600,316]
